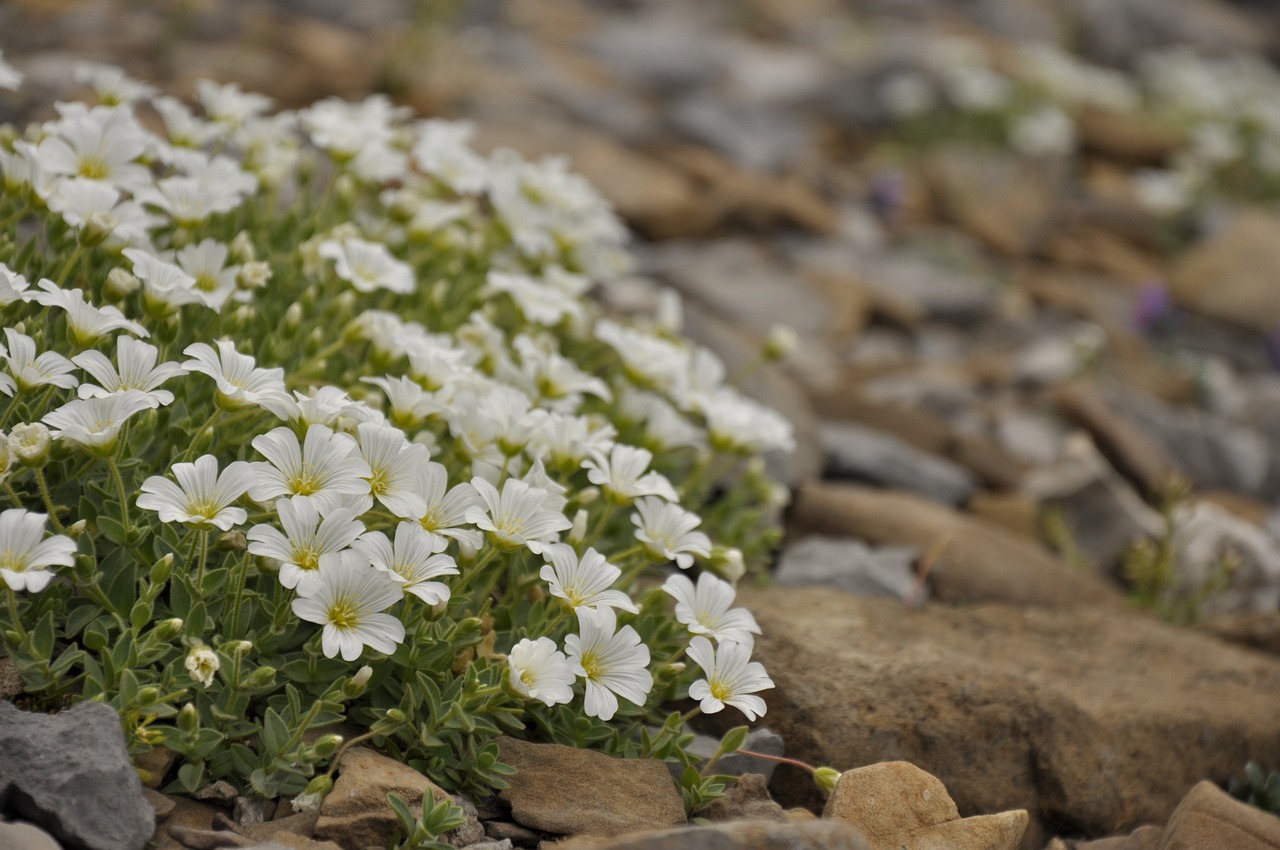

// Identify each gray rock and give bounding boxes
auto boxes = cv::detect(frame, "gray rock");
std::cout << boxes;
[0,820,63,850]
[552,819,872,850]
[683,728,787,782]
[819,421,978,506]
[0,701,155,850]
[995,410,1067,466]
[668,95,813,172]
[460,841,512,850]
[586,13,730,94]
[776,535,923,604]
[1171,501,1280,615]
[1071,0,1265,68]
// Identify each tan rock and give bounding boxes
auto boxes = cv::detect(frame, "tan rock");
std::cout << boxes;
[1171,210,1280,333]
[552,819,872,850]
[924,150,1062,258]
[900,810,1027,850]
[155,797,220,850]
[498,737,686,838]
[1076,106,1184,164]
[741,587,1280,847]
[1054,380,1181,496]
[791,482,1123,609]
[1077,824,1163,849]
[1160,780,1280,849]
[822,762,959,842]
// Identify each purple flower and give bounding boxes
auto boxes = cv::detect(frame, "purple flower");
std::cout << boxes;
[1131,280,1173,332]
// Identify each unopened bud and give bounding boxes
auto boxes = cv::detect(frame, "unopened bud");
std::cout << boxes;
[79,212,114,247]
[343,665,373,699]
[9,422,51,467]
[310,734,343,759]
[136,686,160,705]
[813,766,842,795]
[154,617,184,640]
[216,530,248,552]
[383,708,407,724]
[237,261,272,291]
[105,267,140,299]
[229,640,254,656]
[291,775,333,813]
[229,231,256,263]
[284,303,303,329]
[710,546,746,584]
[764,324,798,361]
[178,703,200,734]
[150,553,174,584]
[567,509,589,545]
[65,519,88,539]
[244,665,276,689]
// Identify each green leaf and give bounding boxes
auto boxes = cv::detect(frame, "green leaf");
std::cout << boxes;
[98,515,129,547]
[178,762,205,794]
[716,726,749,758]
[262,708,290,756]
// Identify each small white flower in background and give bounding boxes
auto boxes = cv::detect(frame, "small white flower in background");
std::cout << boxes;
[248,424,372,517]
[631,496,712,569]
[42,391,153,453]
[356,522,457,605]
[0,50,23,91]
[284,385,384,432]
[9,423,51,467]
[182,340,291,413]
[153,95,225,150]
[318,237,415,295]
[73,62,155,105]
[1009,105,1076,158]
[0,263,30,306]
[73,335,186,408]
[196,80,273,127]
[701,388,795,455]
[662,572,761,645]
[412,463,482,550]
[31,279,149,345]
[540,543,637,614]
[247,500,364,593]
[523,410,616,469]
[45,177,153,246]
[594,319,687,392]
[184,646,220,688]
[174,240,240,311]
[123,247,206,313]
[564,607,652,722]
[686,636,773,721]
[34,104,150,190]
[583,444,678,505]
[484,271,586,328]
[466,477,572,555]
[137,454,255,532]
[362,375,444,431]
[357,423,431,519]
[1133,168,1197,217]
[291,550,406,662]
[0,508,76,593]
[878,71,937,119]
[507,637,575,706]
[4,328,79,392]
[763,324,798,362]
[411,119,489,194]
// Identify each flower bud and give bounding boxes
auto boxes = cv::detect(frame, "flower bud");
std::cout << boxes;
[136,686,160,705]
[237,261,272,291]
[216,531,248,552]
[577,486,600,507]
[343,665,373,699]
[9,422,51,467]
[0,433,11,482]
[79,212,114,247]
[763,324,798,361]
[710,546,746,584]
[178,703,200,734]
[105,267,140,299]
[567,509,589,545]
[229,231,256,263]
[310,734,343,759]
[383,708,407,724]
[65,519,87,539]
[154,618,184,640]
[138,727,167,746]
[813,767,842,796]
[243,665,276,689]
[150,553,174,584]
[228,640,254,657]
[291,775,333,813]
[284,303,304,329]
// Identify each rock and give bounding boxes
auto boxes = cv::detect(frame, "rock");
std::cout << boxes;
[1053,380,1182,496]
[924,150,1063,258]
[1075,106,1184,165]
[483,820,542,844]
[134,747,178,790]
[458,841,511,850]
[585,12,729,94]
[791,482,1122,609]
[668,94,813,173]
[0,657,22,699]
[1170,210,1280,334]
[193,781,238,806]
[1159,780,1280,849]
[683,728,787,782]
[1169,501,1280,615]
[0,701,155,850]
[0,820,63,850]
[237,812,320,846]
[154,797,220,850]
[741,586,1280,846]
[775,535,922,604]
[552,819,873,850]
[233,797,266,826]
[1023,433,1164,572]
[1073,0,1266,67]
[315,747,482,849]
[898,811,1027,850]
[144,789,177,821]
[1199,612,1280,657]
[497,737,686,838]
[823,762,959,840]
[696,774,786,822]
[1075,824,1163,849]
[819,420,978,506]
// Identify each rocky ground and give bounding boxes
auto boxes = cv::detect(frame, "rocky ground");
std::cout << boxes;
[6,0,1280,848]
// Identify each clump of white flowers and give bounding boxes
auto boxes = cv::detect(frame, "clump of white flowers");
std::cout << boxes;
[0,64,788,810]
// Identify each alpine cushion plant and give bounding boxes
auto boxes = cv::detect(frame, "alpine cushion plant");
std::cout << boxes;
[0,61,791,810]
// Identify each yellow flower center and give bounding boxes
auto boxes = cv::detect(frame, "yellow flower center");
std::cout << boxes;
[579,650,604,681]
[709,680,732,702]
[520,669,536,687]
[288,464,320,496]
[368,467,388,496]
[327,597,360,629]
[0,551,27,573]
[78,158,109,180]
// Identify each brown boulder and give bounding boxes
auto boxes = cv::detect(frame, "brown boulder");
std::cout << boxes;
[1170,210,1280,333]
[1159,781,1280,850]
[823,762,959,839]
[741,587,1280,847]
[497,737,686,838]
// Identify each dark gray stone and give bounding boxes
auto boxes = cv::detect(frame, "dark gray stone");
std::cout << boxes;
[775,535,923,603]
[819,421,978,506]
[0,701,155,850]
[683,728,787,782]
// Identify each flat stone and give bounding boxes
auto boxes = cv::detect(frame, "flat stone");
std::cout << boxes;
[1171,210,1280,334]
[1076,824,1163,849]
[897,810,1027,850]
[0,701,155,850]
[742,586,1280,847]
[775,536,922,603]
[1159,780,1280,849]
[791,482,1122,609]
[823,762,959,842]
[696,774,786,822]
[552,819,872,850]
[1054,380,1181,496]
[819,421,977,506]
[497,737,685,838]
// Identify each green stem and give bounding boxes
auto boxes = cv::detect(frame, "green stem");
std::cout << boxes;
[0,393,21,429]
[32,467,64,531]
[5,587,26,638]
[55,245,85,287]
[106,457,132,536]
[180,410,222,462]
[228,549,251,639]
[3,481,25,509]
[195,530,210,588]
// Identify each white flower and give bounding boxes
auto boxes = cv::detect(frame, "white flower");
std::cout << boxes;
[524,411,616,469]
[564,607,652,721]
[700,389,794,455]
[356,522,457,605]
[686,636,773,721]
[357,423,430,519]
[631,497,711,569]
[291,551,405,661]
[540,543,637,614]
[30,279,148,345]
[466,477,572,555]
[42,391,153,452]
[282,385,383,431]
[0,509,76,593]
[4,328,78,392]
[0,263,30,306]
[9,423,50,466]
[318,237,415,295]
[35,104,150,190]
[247,499,365,593]
[45,177,153,245]
[73,62,155,104]
[1009,106,1076,158]
[153,95,224,149]
[362,375,444,430]
[184,647,220,688]
[662,573,760,645]
[484,271,585,327]
[182,340,291,412]
[137,454,255,531]
[0,51,23,91]
[123,247,205,313]
[413,463,482,550]
[412,119,488,193]
[197,80,273,127]
[595,319,687,391]
[582,444,678,504]
[507,637,575,706]
[73,335,186,407]
[249,424,372,516]
[175,240,240,311]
